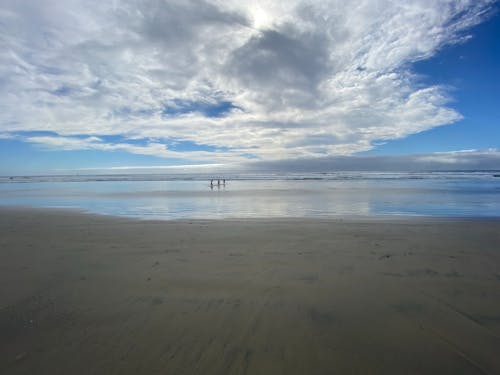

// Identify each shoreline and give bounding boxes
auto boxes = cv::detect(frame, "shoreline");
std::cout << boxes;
[1,207,500,374]
[2,204,500,223]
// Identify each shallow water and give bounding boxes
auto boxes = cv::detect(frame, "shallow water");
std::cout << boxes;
[0,172,499,219]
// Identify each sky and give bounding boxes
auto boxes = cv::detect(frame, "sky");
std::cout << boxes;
[0,0,499,175]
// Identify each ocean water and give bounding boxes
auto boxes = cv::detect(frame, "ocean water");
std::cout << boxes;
[0,172,499,219]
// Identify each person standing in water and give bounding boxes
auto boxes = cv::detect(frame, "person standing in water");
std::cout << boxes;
[209,178,227,189]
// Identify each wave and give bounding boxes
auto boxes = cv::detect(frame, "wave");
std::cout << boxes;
[1,171,499,184]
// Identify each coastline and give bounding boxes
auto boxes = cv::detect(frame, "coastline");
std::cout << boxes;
[1,207,500,374]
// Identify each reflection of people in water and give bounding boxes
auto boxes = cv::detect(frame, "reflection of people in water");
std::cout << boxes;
[210,178,227,189]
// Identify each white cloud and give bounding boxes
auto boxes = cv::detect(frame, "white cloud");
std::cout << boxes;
[0,0,495,162]
[25,134,250,164]
[415,148,499,164]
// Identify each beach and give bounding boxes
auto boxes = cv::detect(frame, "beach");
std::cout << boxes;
[1,173,500,219]
[1,207,500,374]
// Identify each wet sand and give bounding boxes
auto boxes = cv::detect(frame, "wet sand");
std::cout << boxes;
[1,207,500,374]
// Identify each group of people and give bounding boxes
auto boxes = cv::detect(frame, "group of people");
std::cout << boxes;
[210,178,226,188]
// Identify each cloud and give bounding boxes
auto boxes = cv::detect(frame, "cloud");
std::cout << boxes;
[244,149,500,172]
[24,134,250,164]
[70,149,500,174]
[0,0,495,162]
[227,28,331,104]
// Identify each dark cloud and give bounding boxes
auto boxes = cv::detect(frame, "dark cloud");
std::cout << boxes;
[245,151,500,172]
[227,27,330,106]
[135,0,248,47]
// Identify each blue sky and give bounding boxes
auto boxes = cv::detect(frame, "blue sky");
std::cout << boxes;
[0,0,499,174]
[364,11,500,155]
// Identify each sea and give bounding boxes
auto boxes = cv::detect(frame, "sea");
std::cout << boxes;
[1,171,499,219]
